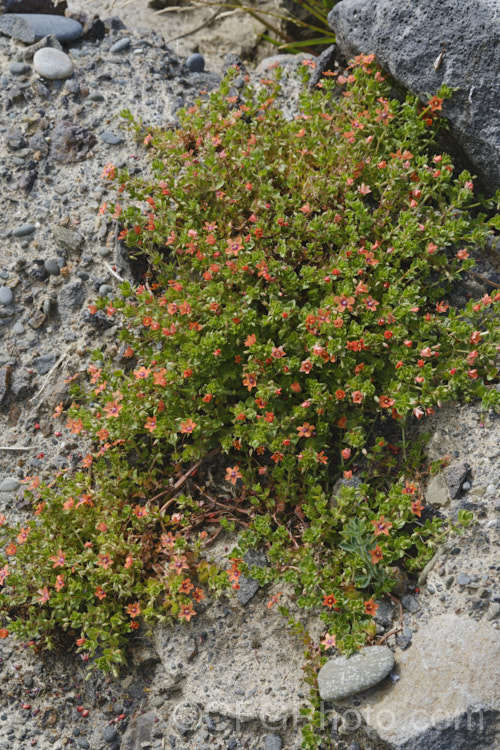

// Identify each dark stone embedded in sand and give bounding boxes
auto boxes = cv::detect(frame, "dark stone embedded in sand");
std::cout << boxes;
[1,0,67,14]
[50,119,96,163]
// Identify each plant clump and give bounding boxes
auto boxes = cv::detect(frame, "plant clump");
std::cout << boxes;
[0,56,498,726]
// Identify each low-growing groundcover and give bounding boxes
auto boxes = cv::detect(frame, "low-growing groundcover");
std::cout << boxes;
[1,56,499,746]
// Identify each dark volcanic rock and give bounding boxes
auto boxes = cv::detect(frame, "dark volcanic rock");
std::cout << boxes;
[328,0,500,194]
[50,119,96,163]
[0,366,11,406]
[0,0,67,13]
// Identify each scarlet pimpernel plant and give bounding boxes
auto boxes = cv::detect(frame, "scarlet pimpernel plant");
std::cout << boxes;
[0,56,498,744]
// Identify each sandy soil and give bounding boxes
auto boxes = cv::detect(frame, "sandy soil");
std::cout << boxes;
[67,0,284,72]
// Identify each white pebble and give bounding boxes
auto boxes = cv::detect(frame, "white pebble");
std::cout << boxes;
[33,48,74,81]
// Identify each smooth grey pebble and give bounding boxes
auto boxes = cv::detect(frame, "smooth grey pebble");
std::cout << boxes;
[110,37,131,53]
[44,259,60,276]
[186,53,205,72]
[0,287,13,306]
[100,131,123,145]
[12,223,35,237]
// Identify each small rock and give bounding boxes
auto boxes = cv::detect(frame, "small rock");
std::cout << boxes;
[186,53,205,72]
[34,47,74,80]
[110,36,131,53]
[12,13,83,43]
[445,462,469,499]
[0,366,12,405]
[44,259,60,276]
[9,62,29,76]
[486,602,500,621]
[76,739,90,750]
[425,473,450,508]
[28,310,46,329]
[0,477,20,493]
[23,33,62,61]
[52,225,84,253]
[0,14,36,43]
[457,572,471,587]
[103,725,118,743]
[401,594,421,613]
[264,734,283,750]
[32,353,56,375]
[0,287,13,306]
[100,131,123,145]
[318,646,395,700]
[121,711,155,750]
[237,548,268,606]
[373,600,395,626]
[12,223,36,238]
[396,627,412,650]
[59,279,86,312]
[51,119,97,163]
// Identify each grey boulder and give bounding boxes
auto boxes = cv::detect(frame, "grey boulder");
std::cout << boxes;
[354,614,500,749]
[328,0,500,194]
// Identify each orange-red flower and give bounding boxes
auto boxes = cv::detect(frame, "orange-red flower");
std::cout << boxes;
[0,565,8,585]
[178,603,196,621]
[267,592,282,608]
[169,555,189,574]
[321,633,336,649]
[323,594,337,608]
[245,334,256,347]
[370,545,383,564]
[242,373,257,391]
[297,423,314,438]
[17,528,29,545]
[379,395,395,409]
[226,236,243,256]
[180,418,197,434]
[179,578,194,595]
[37,586,50,604]
[364,598,378,616]
[126,602,141,618]
[50,550,66,568]
[95,586,107,600]
[371,516,393,536]
[333,294,355,313]
[97,553,113,570]
[103,400,123,418]
[225,465,242,485]
[192,587,205,603]
[411,499,424,517]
